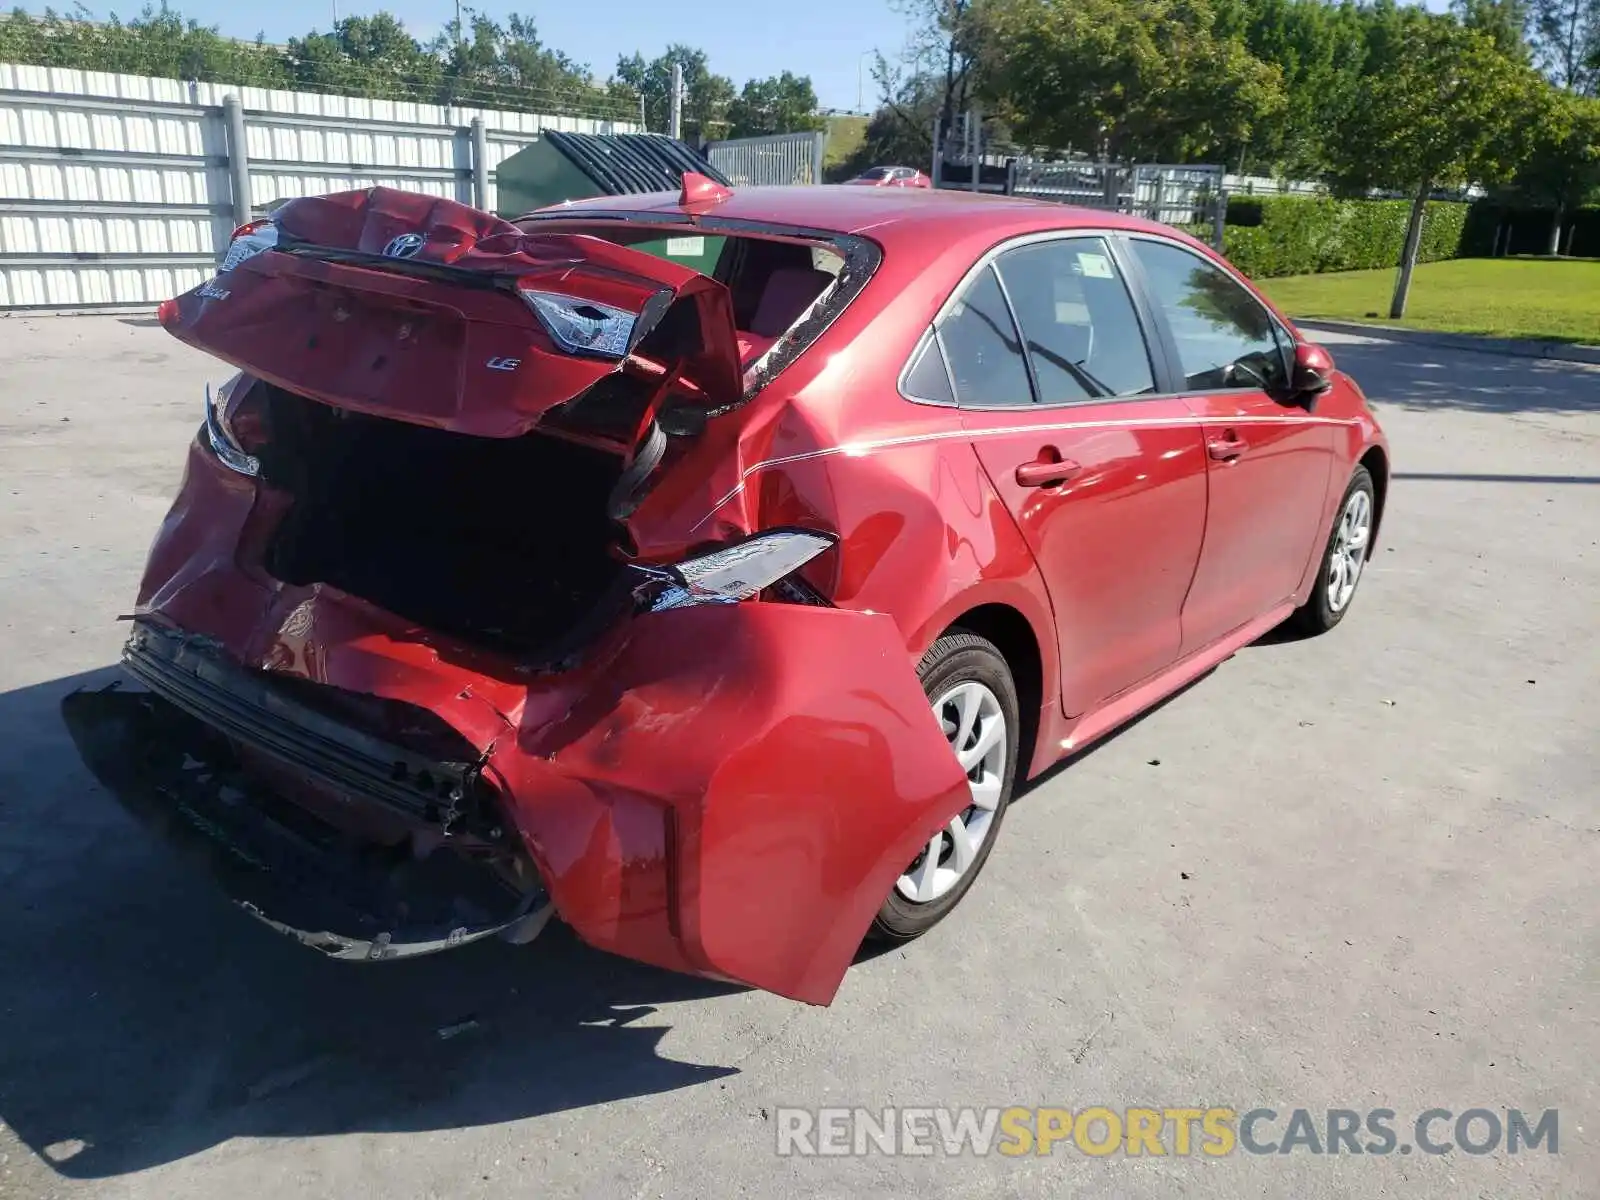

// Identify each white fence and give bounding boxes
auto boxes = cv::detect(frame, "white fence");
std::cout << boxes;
[1009,160,1227,249]
[0,63,637,311]
[707,131,827,187]
[1225,174,1323,197]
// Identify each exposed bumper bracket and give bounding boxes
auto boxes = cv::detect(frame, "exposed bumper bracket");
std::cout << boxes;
[61,684,546,961]
[122,620,481,829]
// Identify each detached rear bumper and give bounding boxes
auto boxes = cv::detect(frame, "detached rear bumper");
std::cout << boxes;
[86,594,970,1005]
[61,678,549,961]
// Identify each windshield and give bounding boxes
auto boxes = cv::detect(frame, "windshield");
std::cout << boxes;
[857,167,893,181]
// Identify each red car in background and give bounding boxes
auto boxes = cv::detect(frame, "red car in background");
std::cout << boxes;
[845,165,932,188]
[64,179,1387,1005]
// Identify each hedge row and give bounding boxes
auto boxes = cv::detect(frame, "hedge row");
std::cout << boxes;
[1217,196,1471,279]
[1460,203,1600,258]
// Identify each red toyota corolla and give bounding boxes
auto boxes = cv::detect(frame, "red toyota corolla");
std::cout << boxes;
[63,180,1388,1005]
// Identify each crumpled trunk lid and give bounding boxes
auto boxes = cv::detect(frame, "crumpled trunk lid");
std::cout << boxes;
[160,186,743,439]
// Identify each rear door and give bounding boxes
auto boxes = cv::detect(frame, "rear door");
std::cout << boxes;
[912,234,1208,718]
[1124,236,1335,653]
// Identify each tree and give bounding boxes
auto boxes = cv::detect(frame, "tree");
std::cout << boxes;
[1217,0,1370,177]
[1509,90,1600,250]
[978,0,1285,162]
[726,71,825,138]
[611,45,735,140]
[1331,17,1546,315]
[287,13,439,99]
[863,0,988,162]
[1452,0,1533,58]
[498,13,593,97]
[1,3,290,85]
[0,5,624,117]
[1529,0,1600,91]
[828,103,939,179]
[427,11,597,110]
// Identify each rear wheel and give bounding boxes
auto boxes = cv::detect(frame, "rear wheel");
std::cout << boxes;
[1289,465,1376,636]
[871,631,1019,941]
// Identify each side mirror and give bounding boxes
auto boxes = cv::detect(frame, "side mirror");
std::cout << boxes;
[1290,342,1336,406]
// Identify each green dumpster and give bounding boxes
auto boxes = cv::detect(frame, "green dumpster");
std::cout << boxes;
[496,131,730,276]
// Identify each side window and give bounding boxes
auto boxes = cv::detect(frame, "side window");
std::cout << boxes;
[937,265,1032,408]
[1130,239,1288,393]
[994,238,1156,403]
[902,331,955,405]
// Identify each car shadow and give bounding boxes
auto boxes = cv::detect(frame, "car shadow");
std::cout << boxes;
[1392,470,1600,485]
[1308,332,1599,416]
[0,627,1318,1173]
[0,668,741,1180]
[1008,603,1325,808]
[1011,663,1223,805]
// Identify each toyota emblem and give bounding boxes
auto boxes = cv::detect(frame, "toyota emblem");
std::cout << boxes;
[383,232,426,259]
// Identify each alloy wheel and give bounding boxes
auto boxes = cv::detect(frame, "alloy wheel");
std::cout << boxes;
[1327,487,1373,614]
[895,680,1007,903]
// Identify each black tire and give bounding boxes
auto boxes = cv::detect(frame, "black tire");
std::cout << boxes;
[1287,465,1376,637]
[870,630,1020,942]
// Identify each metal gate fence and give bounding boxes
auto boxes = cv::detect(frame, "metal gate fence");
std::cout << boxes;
[1008,160,1227,250]
[0,63,636,311]
[706,130,826,187]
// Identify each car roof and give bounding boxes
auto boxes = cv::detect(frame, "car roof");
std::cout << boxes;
[526,184,1196,249]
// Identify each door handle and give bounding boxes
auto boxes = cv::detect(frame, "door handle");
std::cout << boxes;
[1207,436,1247,462]
[1015,450,1081,488]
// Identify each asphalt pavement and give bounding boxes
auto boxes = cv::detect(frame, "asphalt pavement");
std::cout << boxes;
[1,315,1596,1199]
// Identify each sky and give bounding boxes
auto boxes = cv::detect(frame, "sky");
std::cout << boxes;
[16,0,1460,113]
[18,0,912,110]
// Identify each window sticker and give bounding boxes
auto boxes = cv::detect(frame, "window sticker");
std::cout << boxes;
[1076,251,1115,279]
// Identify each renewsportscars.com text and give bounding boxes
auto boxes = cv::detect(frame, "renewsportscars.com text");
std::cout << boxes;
[775,1106,1559,1158]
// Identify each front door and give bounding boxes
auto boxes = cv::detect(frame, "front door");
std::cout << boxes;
[908,235,1209,718]
[1124,236,1336,653]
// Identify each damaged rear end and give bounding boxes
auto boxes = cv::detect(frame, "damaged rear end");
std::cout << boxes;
[65,187,970,1004]
[62,660,552,960]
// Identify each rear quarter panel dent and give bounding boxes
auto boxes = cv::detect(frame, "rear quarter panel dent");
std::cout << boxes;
[502,605,970,1004]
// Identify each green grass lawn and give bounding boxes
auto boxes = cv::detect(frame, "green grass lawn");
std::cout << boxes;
[1259,257,1600,345]
[822,115,869,177]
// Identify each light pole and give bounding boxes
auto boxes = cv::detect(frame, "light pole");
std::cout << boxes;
[857,51,872,114]
[669,61,684,139]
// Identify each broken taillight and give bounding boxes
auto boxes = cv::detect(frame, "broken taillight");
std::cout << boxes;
[204,372,268,477]
[219,220,278,273]
[632,530,834,612]
[517,288,637,359]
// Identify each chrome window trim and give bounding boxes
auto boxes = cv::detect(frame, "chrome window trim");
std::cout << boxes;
[897,227,1168,410]
[899,325,960,407]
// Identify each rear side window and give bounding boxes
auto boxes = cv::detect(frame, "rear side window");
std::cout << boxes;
[994,238,1155,403]
[903,332,955,405]
[937,266,1032,407]
[1130,238,1288,393]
